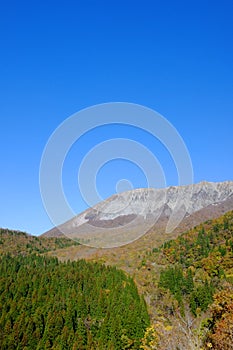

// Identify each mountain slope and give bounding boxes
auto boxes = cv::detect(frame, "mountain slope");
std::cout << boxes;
[146,210,233,349]
[43,181,233,248]
[1,184,233,349]
[0,228,79,256]
[0,255,149,349]
[44,210,233,349]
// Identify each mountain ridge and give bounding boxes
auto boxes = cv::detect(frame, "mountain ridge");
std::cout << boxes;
[42,181,233,248]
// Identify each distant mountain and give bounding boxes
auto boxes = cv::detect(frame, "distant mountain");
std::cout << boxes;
[43,181,233,248]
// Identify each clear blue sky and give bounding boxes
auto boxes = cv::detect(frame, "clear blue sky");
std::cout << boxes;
[0,0,232,235]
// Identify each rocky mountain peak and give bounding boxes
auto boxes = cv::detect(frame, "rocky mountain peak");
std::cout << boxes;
[43,181,233,248]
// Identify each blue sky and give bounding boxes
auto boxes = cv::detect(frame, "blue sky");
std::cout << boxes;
[0,0,232,235]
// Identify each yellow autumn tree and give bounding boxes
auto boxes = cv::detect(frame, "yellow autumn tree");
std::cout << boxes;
[140,325,159,350]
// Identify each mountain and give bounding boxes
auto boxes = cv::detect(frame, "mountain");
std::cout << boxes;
[1,184,233,349]
[43,181,233,248]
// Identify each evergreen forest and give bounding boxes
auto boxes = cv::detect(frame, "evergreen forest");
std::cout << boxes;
[0,254,149,349]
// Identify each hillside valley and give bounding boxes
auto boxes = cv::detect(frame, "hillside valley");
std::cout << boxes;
[1,181,233,349]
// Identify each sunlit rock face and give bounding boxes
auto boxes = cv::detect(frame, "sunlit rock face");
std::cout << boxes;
[43,181,233,248]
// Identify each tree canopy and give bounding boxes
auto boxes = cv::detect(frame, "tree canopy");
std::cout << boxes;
[0,254,149,349]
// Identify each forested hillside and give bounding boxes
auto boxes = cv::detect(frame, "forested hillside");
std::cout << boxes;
[0,228,79,255]
[1,212,233,350]
[147,210,233,349]
[0,254,149,350]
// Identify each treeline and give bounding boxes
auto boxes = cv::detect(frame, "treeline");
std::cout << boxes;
[0,254,149,349]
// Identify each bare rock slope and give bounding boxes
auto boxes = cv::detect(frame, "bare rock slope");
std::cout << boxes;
[43,181,233,248]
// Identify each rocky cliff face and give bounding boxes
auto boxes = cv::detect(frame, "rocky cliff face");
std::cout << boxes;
[86,181,233,220]
[43,181,233,248]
